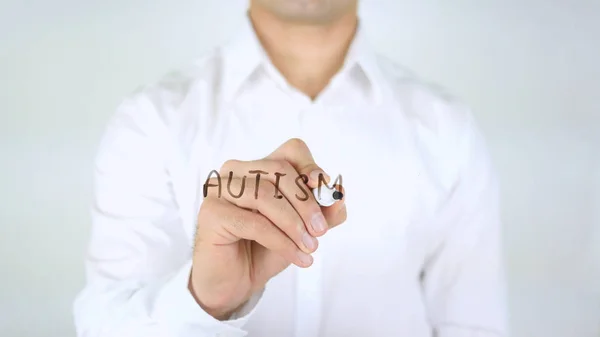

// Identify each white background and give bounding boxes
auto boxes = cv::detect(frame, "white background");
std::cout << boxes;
[1,0,599,336]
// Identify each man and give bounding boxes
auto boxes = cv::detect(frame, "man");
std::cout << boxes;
[74,0,508,336]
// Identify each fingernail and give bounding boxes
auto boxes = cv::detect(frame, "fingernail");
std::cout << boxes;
[297,251,313,266]
[302,232,317,251]
[311,213,327,233]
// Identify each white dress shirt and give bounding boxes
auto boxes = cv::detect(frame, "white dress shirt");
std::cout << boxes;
[73,15,508,337]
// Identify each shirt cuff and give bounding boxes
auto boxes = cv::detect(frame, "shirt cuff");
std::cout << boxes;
[151,260,264,337]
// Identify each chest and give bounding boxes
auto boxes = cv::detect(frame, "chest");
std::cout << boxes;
[169,101,436,334]
[195,103,433,334]
[191,102,427,272]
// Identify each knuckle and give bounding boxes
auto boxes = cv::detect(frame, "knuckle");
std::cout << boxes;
[279,160,295,173]
[301,163,319,175]
[270,159,289,173]
[221,159,240,172]
[287,138,308,150]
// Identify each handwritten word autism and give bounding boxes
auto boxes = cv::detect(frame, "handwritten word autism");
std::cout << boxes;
[203,170,343,201]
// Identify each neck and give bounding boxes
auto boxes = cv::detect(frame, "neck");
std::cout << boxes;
[248,6,358,100]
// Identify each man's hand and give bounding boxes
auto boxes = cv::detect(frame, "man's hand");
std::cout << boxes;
[189,138,347,320]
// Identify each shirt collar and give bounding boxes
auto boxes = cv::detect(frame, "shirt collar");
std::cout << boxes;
[344,21,383,104]
[220,14,383,104]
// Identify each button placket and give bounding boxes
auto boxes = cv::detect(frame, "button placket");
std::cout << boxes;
[293,103,331,337]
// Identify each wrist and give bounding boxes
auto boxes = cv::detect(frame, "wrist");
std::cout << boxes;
[187,272,240,321]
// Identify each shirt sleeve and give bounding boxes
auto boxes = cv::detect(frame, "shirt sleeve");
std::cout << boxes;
[73,93,263,337]
[421,110,509,337]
